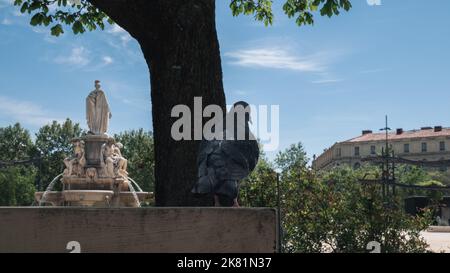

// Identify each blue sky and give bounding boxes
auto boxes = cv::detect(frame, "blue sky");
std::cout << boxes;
[1,0,450,162]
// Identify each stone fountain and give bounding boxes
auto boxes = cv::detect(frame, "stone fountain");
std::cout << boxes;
[34,80,152,207]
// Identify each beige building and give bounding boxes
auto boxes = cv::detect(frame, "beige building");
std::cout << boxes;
[312,126,450,171]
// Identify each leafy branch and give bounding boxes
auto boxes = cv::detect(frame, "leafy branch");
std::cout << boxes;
[13,0,113,37]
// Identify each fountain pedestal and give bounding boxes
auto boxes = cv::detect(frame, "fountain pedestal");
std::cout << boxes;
[84,134,111,167]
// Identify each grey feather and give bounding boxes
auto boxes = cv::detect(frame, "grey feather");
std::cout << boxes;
[192,129,260,201]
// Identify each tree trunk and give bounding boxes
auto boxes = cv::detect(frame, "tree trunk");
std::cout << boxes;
[89,0,226,206]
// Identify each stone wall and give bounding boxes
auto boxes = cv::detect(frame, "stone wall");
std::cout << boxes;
[0,207,277,253]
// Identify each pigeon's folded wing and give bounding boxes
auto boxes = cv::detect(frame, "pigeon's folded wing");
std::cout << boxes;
[219,141,251,181]
[197,139,219,177]
[192,140,221,194]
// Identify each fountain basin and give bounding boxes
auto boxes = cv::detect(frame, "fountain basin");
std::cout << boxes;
[117,192,154,207]
[34,191,64,206]
[63,190,114,207]
[35,190,153,207]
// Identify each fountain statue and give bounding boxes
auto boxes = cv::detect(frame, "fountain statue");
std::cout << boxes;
[35,81,152,207]
[86,80,111,136]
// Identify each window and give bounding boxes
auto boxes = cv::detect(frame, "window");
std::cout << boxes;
[422,142,427,152]
[336,148,341,157]
[404,143,410,153]
[370,145,376,155]
[440,141,446,151]
[354,146,360,156]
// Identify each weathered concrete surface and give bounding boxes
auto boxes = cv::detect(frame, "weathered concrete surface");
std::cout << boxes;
[422,227,450,253]
[0,207,277,253]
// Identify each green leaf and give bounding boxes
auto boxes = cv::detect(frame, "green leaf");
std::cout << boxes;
[71,20,84,34]
[30,13,43,26]
[50,24,64,36]
[20,2,28,13]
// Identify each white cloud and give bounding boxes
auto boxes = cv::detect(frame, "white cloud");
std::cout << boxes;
[120,34,132,46]
[359,68,388,74]
[108,24,126,34]
[54,46,90,66]
[367,0,382,6]
[311,78,344,84]
[225,48,326,72]
[0,96,63,127]
[107,24,132,47]
[31,27,47,34]
[102,56,114,65]
[1,18,12,25]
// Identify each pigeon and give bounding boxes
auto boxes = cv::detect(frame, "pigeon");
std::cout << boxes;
[192,101,260,207]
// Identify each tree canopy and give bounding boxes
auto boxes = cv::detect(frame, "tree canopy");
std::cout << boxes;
[13,0,352,37]
[0,123,37,206]
[115,129,155,193]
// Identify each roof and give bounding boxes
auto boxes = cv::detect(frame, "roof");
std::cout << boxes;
[345,127,450,143]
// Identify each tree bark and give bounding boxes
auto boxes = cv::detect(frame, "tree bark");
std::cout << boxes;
[89,0,226,206]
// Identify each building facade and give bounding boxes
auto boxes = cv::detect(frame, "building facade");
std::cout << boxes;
[312,126,450,171]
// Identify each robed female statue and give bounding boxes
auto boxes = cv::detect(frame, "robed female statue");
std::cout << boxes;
[86,80,112,135]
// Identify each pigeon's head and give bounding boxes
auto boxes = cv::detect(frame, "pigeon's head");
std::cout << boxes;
[231,101,252,125]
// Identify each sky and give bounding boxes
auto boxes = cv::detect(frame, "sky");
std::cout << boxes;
[1,0,450,162]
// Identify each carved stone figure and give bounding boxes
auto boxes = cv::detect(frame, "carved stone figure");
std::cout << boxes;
[112,142,128,177]
[63,139,86,177]
[86,80,112,135]
[101,140,128,178]
[101,139,116,177]
[86,168,98,181]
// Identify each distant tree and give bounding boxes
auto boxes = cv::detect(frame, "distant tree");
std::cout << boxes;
[13,0,352,206]
[0,123,36,160]
[276,165,432,253]
[0,166,36,206]
[240,153,277,207]
[397,165,429,186]
[241,142,432,253]
[275,142,309,175]
[34,119,83,190]
[114,129,155,192]
[316,167,431,253]
[0,123,36,205]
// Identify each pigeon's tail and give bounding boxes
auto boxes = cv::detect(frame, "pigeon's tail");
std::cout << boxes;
[216,180,238,200]
[217,194,235,207]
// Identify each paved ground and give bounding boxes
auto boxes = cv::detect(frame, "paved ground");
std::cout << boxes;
[421,229,450,253]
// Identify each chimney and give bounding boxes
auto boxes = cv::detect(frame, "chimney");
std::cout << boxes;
[435,126,443,132]
[362,130,372,135]
[396,128,403,135]
[421,126,432,130]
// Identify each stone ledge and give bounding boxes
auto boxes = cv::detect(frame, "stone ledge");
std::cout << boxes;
[0,207,277,253]
[427,226,450,233]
